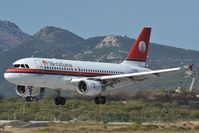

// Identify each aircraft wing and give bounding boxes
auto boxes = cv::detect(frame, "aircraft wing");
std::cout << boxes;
[71,67,183,85]
[99,67,181,81]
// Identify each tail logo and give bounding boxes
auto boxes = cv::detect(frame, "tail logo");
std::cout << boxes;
[138,41,146,53]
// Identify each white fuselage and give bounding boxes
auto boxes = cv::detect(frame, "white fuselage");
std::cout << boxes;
[4,57,149,91]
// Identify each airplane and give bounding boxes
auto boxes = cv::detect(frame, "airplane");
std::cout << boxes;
[4,27,189,105]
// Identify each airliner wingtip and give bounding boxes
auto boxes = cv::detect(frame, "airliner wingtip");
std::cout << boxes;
[189,64,193,71]
[182,64,193,70]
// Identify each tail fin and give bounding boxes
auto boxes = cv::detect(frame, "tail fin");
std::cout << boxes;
[122,27,151,67]
[127,27,151,62]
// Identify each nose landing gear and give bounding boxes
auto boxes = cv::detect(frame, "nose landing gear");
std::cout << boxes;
[26,86,33,102]
[26,96,33,102]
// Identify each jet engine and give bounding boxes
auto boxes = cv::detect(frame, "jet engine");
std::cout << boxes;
[15,85,41,97]
[77,80,102,96]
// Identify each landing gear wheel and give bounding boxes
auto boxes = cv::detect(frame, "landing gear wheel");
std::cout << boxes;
[54,97,66,105]
[60,97,66,105]
[95,96,106,105]
[54,97,60,105]
[95,97,100,105]
[26,96,33,102]
[101,96,106,104]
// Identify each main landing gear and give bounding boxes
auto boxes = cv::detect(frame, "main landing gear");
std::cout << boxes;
[54,97,66,105]
[95,96,106,105]
[25,87,45,102]
[54,90,66,105]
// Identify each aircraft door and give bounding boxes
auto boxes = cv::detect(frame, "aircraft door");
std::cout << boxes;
[77,67,81,76]
[34,59,43,73]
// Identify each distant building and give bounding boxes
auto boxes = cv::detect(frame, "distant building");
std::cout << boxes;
[175,86,184,93]
[121,99,127,104]
[196,95,199,100]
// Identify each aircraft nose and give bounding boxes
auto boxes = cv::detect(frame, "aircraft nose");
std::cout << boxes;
[4,72,19,84]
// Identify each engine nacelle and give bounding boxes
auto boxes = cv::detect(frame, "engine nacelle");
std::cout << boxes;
[15,85,41,97]
[77,80,102,96]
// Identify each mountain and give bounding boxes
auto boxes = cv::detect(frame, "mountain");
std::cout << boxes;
[34,26,84,44]
[0,20,30,53]
[95,35,120,48]
[0,20,198,96]
[77,36,199,67]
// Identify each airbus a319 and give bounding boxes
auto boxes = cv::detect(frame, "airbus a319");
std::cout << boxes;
[4,27,188,105]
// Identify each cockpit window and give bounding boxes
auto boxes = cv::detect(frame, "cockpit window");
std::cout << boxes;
[21,64,25,68]
[12,64,20,68]
[12,64,30,68]
[25,64,29,68]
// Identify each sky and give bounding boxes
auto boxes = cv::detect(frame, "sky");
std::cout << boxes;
[0,0,199,50]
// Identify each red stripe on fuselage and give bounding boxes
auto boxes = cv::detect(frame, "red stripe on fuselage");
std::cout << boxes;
[6,68,112,77]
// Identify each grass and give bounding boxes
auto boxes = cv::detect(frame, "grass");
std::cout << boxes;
[0,90,199,132]
[2,121,199,133]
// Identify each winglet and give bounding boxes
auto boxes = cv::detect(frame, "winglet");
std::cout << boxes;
[183,64,193,77]
[189,64,193,71]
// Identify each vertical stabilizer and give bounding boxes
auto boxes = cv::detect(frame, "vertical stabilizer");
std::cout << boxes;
[122,27,151,67]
